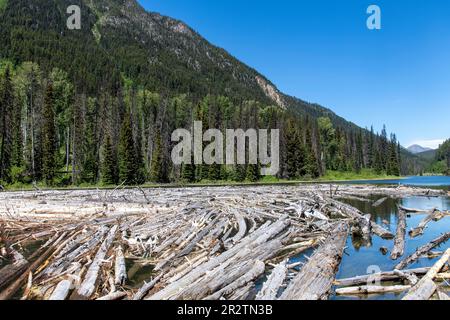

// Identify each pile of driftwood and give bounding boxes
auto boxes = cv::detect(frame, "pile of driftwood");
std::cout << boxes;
[0,184,447,300]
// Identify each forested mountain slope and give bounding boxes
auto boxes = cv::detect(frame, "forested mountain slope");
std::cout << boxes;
[0,0,421,186]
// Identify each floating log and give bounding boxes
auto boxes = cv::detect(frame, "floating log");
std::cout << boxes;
[97,291,127,301]
[114,246,127,286]
[0,233,66,300]
[409,209,443,238]
[335,267,430,287]
[437,290,450,300]
[77,225,118,298]
[395,232,450,270]
[336,285,411,296]
[403,249,450,300]
[256,260,287,300]
[204,260,265,300]
[280,222,349,300]
[391,209,407,260]
[372,197,388,207]
[0,249,28,290]
[49,279,73,300]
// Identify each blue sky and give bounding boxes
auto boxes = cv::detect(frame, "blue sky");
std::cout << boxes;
[138,0,450,148]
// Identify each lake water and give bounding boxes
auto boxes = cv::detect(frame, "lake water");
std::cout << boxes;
[330,194,450,300]
[344,175,450,190]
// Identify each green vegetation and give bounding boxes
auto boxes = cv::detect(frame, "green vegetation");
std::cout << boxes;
[0,0,7,11]
[426,139,450,175]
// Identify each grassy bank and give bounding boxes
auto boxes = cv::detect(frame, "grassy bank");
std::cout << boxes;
[1,169,402,192]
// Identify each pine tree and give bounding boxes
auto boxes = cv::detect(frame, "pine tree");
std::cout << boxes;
[150,129,168,183]
[118,113,137,184]
[42,84,57,184]
[181,163,196,183]
[0,67,14,182]
[246,163,260,182]
[101,134,118,185]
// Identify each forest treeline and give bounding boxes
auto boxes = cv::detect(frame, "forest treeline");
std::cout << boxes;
[428,139,450,175]
[0,61,403,187]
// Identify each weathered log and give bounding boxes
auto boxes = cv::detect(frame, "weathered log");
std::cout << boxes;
[409,209,443,238]
[0,249,28,290]
[391,209,407,260]
[49,279,73,300]
[336,285,411,296]
[437,290,450,300]
[132,274,163,300]
[0,232,66,300]
[77,225,118,298]
[395,232,450,270]
[148,218,290,300]
[204,260,265,300]
[335,267,430,287]
[279,222,349,300]
[256,260,287,300]
[372,197,388,207]
[403,249,450,300]
[114,246,127,286]
[96,291,127,300]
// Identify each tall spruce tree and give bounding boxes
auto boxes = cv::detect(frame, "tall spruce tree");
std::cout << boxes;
[42,84,57,184]
[0,67,14,182]
[101,134,118,185]
[118,113,137,184]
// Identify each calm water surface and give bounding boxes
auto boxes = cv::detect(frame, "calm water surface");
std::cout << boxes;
[330,194,450,300]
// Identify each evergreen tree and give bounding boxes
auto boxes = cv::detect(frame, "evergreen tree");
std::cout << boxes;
[246,163,260,182]
[101,134,118,185]
[0,67,14,182]
[42,84,57,184]
[118,113,137,184]
[150,129,168,183]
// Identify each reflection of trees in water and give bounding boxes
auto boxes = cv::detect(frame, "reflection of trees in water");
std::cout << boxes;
[339,196,401,228]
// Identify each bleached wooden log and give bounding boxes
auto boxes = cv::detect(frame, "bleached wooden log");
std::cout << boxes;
[336,285,411,296]
[204,260,265,300]
[280,222,349,300]
[335,267,430,287]
[395,232,450,270]
[96,291,127,300]
[0,232,67,300]
[147,219,289,300]
[372,197,388,207]
[256,260,287,300]
[393,270,419,285]
[49,279,73,300]
[132,274,163,300]
[409,209,442,238]
[228,211,247,247]
[0,249,28,290]
[77,225,118,298]
[114,246,127,286]
[391,209,407,260]
[403,248,450,300]
[437,290,450,300]
[399,206,428,213]
[330,199,393,239]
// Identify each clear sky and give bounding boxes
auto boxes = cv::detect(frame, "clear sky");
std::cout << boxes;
[138,0,450,148]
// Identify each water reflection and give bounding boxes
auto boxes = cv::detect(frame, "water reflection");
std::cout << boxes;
[331,195,450,300]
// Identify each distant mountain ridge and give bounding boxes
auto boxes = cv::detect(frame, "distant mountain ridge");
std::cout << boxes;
[407,145,434,154]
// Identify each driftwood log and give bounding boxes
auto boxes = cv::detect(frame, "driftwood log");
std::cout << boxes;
[279,222,349,300]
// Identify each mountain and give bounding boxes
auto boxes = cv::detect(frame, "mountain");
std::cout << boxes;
[0,0,363,129]
[0,0,417,186]
[407,145,433,154]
